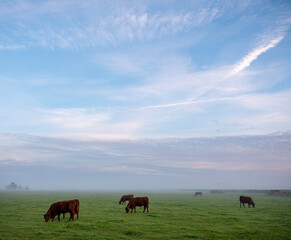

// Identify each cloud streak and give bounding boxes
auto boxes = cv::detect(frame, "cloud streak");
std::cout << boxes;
[0,1,237,49]
[138,97,234,110]
[1,132,291,174]
[228,34,285,77]
[0,44,25,50]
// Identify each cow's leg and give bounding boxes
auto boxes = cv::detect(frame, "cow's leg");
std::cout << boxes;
[240,202,242,208]
[143,205,145,213]
[248,203,250,208]
[63,213,65,219]
[71,210,75,221]
[75,205,79,220]
[69,212,73,221]
[57,214,61,221]
[134,207,136,213]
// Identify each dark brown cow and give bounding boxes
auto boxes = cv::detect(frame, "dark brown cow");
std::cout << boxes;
[125,197,149,213]
[62,199,80,219]
[44,199,79,222]
[119,194,134,205]
[194,192,202,196]
[240,196,255,208]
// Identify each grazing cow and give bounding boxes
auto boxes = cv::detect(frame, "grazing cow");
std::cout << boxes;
[240,196,255,208]
[119,194,134,205]
[63,199,80,219]
[125,197,149,213]
[194,192,202,196]
[44,199,79,222]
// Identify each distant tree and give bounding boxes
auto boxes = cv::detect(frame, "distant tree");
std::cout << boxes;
[5,182,18,190]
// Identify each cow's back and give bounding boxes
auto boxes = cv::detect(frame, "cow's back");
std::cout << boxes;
[57,200,77,213]
[240,195,255,206]
[135,197,149,206]
[240,196,251,202]
[124,194,134,200]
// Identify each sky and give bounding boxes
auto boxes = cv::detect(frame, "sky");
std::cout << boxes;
[0,0,291,190]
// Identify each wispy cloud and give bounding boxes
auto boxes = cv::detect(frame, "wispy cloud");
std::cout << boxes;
[1,132,291,173]
[228,33,286,77]
[37,107,146,139]
[232,90,291,133]
[0,1,224,49]
[40,108,112,129]
[0,44,25,50]
[92,165,161,175]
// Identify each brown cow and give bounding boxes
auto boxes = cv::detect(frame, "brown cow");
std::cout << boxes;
[44,199,79,222]
[125,197,149,213]
[119,194,134,205]
[194,192,202,196]
[62,199,80,219]
[240,196,255,208]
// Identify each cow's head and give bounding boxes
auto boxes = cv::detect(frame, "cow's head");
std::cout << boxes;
[125,206,129,213]
[43,214,50,222]
[119,200,121,205]
[251,202,255,208]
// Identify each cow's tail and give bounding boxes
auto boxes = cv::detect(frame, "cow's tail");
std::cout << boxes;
[76,200,80,219]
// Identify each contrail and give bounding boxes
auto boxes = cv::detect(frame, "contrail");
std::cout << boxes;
[138,97,234,110]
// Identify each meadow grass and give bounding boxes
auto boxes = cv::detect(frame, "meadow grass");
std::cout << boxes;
[0,191,290,239]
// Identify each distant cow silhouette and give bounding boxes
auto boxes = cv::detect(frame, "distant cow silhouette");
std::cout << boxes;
[44,199,79,222]
[194,192,202,196]
[240,196,255,208]
[119,194,134,205]
[125,197,149,213]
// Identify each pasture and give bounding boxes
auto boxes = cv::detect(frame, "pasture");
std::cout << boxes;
[0,191,290,239]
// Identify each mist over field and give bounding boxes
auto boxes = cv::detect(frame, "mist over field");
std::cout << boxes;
[1,131,290,190]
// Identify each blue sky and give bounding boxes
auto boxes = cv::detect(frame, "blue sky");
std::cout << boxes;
[0,0,291,190]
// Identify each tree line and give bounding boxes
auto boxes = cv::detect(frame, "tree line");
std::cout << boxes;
[5,182,29,191]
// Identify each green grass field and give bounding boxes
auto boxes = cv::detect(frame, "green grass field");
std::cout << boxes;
[0,191,290,239]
